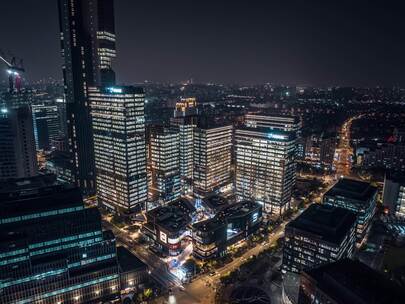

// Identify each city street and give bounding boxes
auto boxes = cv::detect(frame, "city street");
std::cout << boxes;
[334,115,363,178]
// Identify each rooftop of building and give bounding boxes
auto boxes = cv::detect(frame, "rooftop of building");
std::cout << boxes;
[245,113,300,123]
[287,204,357,244]
[202,195,229,212]
[195,115,233,129]
[117,246,147,273]
[236,126,296,141]
[324,178,377,203]
[193,200,261,232]
[146,199,195,233]
[88,85,144,95]
[0,174,83,220]
[303,259,404,304]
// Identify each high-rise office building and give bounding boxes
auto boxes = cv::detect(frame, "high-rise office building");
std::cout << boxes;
[0,104,38,179]
[244,113,301,132]
[171,98,198,193]
[383,172,405,217]
[193,121,233,197]
[0,174,148,304]
[323,178,377,243]
[89,86,147,214]
[245,113,304,158]
[148,125,181,205]
[282,204,357,273]
[58,0,116,193]
[32,102,61,150]
[97,0,117,86]
[235,126,296,217]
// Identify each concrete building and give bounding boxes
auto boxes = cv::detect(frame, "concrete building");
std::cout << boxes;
[282,204,357,273]
[193,200,262,260]
[142,199,195,256]
[323,178,377,242]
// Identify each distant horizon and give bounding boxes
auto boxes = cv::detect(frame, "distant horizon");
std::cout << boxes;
[1,0,405,87]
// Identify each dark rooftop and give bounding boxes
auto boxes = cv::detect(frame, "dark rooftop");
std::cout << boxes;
[303,259,404,304]
[218,200,261,221]
[0,175,83,220]
[287,204,357,244]
[146,199,195,233]
[386,171,405,184]
[193,200,261,232]
[324,178,377,203]
[202,195,229,211]
[236,126,296,141]
[117,246,147,273]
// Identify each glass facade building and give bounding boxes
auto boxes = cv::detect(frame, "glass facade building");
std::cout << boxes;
[323,178,377,243]
[89,86,148,214]
[0,175,121,304]
[148,125,181,205]
[282,204,357,274]
[235,126,296,217]
[193,124,233,197]
[0,104,38,179]
[170,98,198,193]
[58,0,116,193]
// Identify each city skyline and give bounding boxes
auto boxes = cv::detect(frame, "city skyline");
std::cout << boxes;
[1,0,405,86]
[1,1,405,303]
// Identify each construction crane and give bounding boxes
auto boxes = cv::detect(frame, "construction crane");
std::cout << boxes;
[0,51,25,92]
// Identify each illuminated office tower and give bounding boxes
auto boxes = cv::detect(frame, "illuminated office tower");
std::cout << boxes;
[148,125,181,205]
[97,0,117,86]
[171,98,198,192]
[193,122,233,197]
[32,102,61,150]
[89,86,147,214]
[244,113,301,132]
[245,113,304,158]
[235,125,296,217]
[0,104,38,179]
[58,0,116,193]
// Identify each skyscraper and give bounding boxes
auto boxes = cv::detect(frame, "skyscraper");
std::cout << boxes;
[32,102,61,150]
[193,121,233,197]
[97,0,117,86]
[148,125,181,205]
[171,98,198,193]
[0,174,147,304]
[0,104,38,179]
[58,0,116,193]
[89,86,147,214]
[235,125,296,217]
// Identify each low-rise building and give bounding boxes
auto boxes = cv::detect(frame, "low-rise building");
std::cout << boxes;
[282,204,357,273]
[143,199,195,256]
[193,200,262,260]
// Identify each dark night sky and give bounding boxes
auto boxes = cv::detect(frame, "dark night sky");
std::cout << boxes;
[1,0,405,86]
